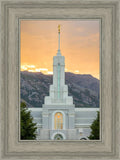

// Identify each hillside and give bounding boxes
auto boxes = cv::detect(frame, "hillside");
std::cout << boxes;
[21,71,99,108]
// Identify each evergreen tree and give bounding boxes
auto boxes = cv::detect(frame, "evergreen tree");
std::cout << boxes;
[88,111,100,140]
[20,102,37,140]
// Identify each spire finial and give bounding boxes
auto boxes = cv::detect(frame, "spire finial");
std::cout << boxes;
[57,24,61,56]
[58,24,60,33]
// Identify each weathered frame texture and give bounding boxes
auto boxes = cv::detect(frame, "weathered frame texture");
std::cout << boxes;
[0,0,120,159]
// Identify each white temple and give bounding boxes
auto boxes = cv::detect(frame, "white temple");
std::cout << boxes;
[28,25,99,140]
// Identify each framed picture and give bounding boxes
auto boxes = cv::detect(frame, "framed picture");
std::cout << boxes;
[0,0,120,159]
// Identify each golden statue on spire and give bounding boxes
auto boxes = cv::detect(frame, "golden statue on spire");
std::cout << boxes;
[58,24,60,33]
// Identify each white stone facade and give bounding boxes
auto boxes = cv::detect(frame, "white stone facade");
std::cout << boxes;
[29,108,99,140]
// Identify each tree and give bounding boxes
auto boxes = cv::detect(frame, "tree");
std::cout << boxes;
[20,102,37,140]
[88,111,100,140]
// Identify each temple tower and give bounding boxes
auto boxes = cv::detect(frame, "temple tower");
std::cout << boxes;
[42,25,75,140]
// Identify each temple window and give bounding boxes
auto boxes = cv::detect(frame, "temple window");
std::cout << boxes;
[54,112,63,129]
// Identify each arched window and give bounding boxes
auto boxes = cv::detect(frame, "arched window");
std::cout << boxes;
[80,138,87,140]
[54,134,63,140]
[54,112,63,129]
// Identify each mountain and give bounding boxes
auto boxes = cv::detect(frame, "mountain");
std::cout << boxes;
[21,71,99,108]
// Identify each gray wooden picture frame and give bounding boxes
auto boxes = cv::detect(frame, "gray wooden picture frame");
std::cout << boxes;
[0,0,120,159]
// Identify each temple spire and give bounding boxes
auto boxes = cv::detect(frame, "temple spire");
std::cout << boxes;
[57,25,61,56]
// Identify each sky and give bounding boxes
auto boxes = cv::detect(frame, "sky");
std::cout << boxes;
[21,20,100,79]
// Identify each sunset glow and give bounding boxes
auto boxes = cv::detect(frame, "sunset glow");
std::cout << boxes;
[21,20,100,79]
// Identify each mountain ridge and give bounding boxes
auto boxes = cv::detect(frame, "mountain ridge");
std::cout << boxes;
[21,71,99,108]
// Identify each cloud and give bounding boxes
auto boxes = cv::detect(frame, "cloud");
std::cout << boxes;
[74,70,80,74]
[48,71,53,75]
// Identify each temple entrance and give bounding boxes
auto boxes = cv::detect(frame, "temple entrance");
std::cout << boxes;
[80,138,87,140]
[54,112,63,129]
[54,134,63,140]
